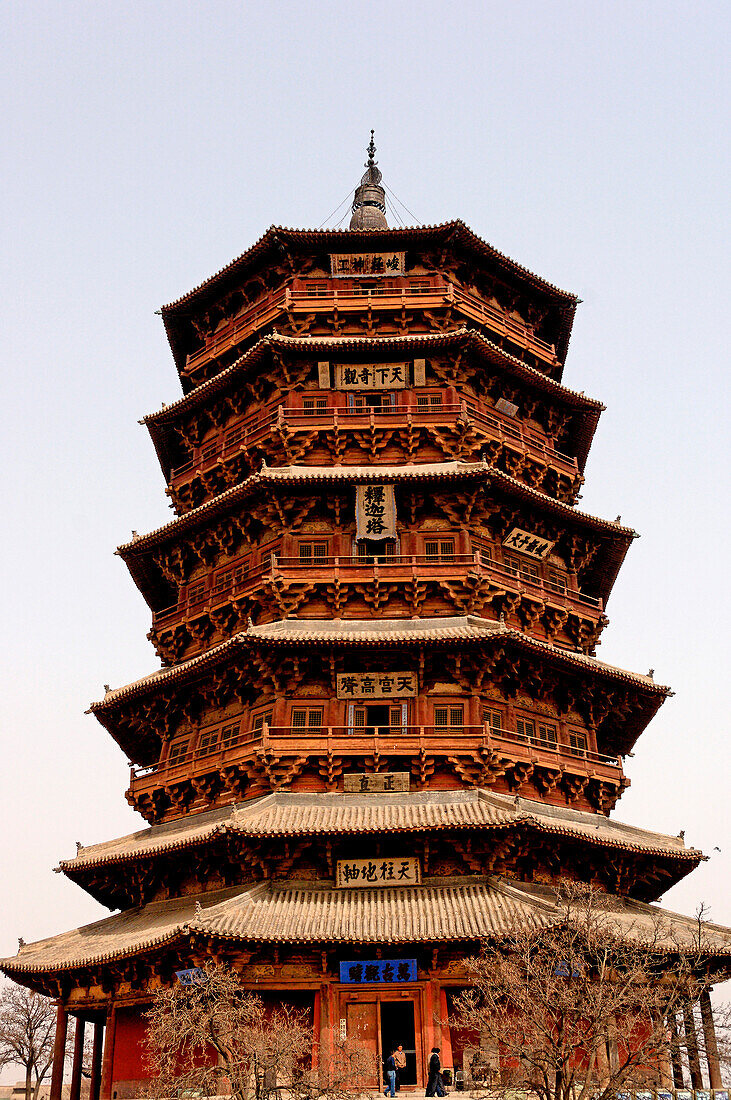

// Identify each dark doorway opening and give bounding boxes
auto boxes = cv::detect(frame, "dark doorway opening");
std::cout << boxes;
[366,704,390,737]
[380,1001,417,1086]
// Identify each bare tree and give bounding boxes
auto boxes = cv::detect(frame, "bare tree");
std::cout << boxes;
[145,963,375,1100]
[0,983,58,1100]
[452,885,726,1100]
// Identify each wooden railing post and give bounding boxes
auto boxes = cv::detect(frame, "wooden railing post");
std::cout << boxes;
[49,1004,68,1100]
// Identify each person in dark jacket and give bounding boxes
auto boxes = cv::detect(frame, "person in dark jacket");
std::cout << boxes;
[384,1051,397,1097]
[425,1047,446,1096]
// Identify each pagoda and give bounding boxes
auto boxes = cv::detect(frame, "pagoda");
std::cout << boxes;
[3,136,729,1099]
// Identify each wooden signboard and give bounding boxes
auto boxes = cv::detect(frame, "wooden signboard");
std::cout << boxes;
[336,856,421,888]
[502,527,555,559]
[343,772,410,793]
[337,672,416,699]
[355,484,396,540]
[330,252,405,277]
[335,363,407,389]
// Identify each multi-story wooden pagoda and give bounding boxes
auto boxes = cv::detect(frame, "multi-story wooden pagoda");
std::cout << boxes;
[3,137,729,1098]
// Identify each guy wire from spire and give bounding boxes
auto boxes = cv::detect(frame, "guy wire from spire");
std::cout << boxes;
[383,181,422,226]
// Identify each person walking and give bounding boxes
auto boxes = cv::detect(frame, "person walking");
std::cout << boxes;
[394,1044,407,1090]
[384,1050,397,1097]
[425,1046,445,1097]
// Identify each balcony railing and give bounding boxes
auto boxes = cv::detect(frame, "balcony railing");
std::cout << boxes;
[183,280,560,377]
[130,721,622,786]
[152,551,603,628]
[170,401,578,482]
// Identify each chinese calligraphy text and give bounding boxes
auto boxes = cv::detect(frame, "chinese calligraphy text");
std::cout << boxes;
[343,772,410,793]
[336,857,421,888]
[339,959,417,984]
[501,527,555,559]
[329,252,405,277]
[335,363,407,390]
[336,672,416,699]
[355,483,396,540]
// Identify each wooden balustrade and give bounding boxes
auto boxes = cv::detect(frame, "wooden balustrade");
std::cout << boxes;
[130,721,622,787]
[170,399,578,481]
[182,279,560,377]
[152,551,602,627]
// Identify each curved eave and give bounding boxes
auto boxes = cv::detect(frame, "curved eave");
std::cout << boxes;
[60,799,704,910]
[144,329,604,480]
[89,615,668,735]
[5,879,731,998]
[160,222,579,375]
[117,462,633,610]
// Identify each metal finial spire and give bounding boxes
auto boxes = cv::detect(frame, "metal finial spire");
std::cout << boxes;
[350,130,388,231]
[366,129,377,168]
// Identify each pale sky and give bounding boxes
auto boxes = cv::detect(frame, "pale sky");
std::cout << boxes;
[1,0,729,1043]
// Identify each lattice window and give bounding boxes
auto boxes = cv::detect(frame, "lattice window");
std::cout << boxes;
[434,705,464,729]
[547,568,567,594]
[536,722,558,749]
[298,541,329,564]
[302,397,328,414]
[291,707,324,729]
[569,730,588,757]
[424,538,455,562]
[516,717,536,743]
[221,721,241,748]
[505,554,541,584]
[482,707,503,730]
[416,393,443,408]
[197,728,220,757]
[167,739,189,765]
[185,579,208,605]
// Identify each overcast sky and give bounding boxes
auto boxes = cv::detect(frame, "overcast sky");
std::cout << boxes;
[1,0,729,1041]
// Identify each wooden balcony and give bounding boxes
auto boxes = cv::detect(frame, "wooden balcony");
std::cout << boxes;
[152,552,603,630]
[170,400,579,487]
[182,279,560,380]
[128,721,623,805]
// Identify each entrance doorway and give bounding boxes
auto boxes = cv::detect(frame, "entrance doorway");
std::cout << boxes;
[381,1000,417,1086]
[349,703,408,737]
[341,993,423,1089]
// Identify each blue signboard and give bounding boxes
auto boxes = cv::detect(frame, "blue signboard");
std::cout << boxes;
[340,959,417,984]
[176,967,206,985]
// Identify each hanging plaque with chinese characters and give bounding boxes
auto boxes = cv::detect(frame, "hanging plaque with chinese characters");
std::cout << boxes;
[336,856,421,888]
[336,672,417,699]
[343,772,411,793]
[355,484,396,540]
[330,252,405,277]
[335,363,407,390]
[502,527,555,559]
[339,959,417,984]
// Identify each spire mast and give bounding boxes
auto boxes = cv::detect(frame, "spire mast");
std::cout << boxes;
[349,130,388,230]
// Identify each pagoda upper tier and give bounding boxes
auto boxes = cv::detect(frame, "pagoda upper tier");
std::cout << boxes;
[144,331,603,517]
[160,222,579,393]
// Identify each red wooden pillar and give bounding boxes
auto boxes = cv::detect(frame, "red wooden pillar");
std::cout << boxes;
[700,990,722,1089]
[683,1002,703,1088]
[438,987,453,1069]
[312,989,321,1072]
[99,1005,117,1100]
[69,1017,86,1100]
[49,1003,68,1100]
[89,1018,104,1100]
[668,1013,685,1088]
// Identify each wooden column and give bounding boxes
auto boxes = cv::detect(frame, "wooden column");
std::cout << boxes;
[438,988,453,1070]
[595,1037,610,1086]
[683,1002,703,1088]
[700,990,722,1089]
[49,1004,68,1100]
[89,1018,104,1100]
[607,1014,619,1075]
[99,1005,117,1100]
[69,1017,86,1100]
[655,1016,673,1089]
[668,1013,685,1088]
